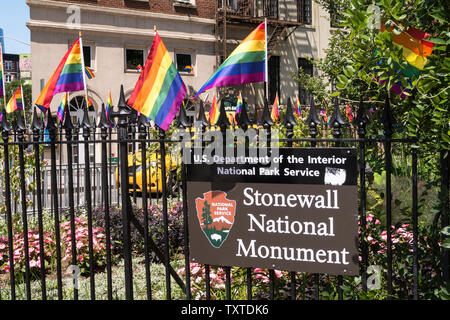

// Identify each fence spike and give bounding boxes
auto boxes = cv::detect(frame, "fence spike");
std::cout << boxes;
[282,97,297,128]
[217,99,230,130]
[259,99,274,127]
[46,111,57,141]
[99,103,110,129]
[1,109,10,137]
[305,96,320,126]
[32,107,42,131]
[353,94,369,136]
[196,100,209,128]
[329,96,346,127]
[177,100,190,129]
[81,104,91,130]
[237,98,251,130]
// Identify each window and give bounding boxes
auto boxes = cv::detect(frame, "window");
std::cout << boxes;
[4,61,13,71]
[83,45,92,68]
[297,0,312,25]
[298,57,313,106]
[5,74,12,82]
[176,53,193,74]
[125,48,144,71]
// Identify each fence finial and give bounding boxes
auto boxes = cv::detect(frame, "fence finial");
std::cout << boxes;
[282,97,297,128]
[177,100,190,129]
[217,99,230,130]
[99,103,110,129]
[196,100,209,127]
[237,98,250,130]
[32,107,42,131]
[259,98,274,127]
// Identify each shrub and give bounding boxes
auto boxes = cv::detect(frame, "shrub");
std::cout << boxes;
[92,202,185,263]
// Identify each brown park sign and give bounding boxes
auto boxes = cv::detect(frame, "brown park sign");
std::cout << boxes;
[186,148,359,276]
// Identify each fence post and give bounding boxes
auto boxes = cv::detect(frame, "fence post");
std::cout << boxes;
[32,109,46,300]
[329,96,346,299]
[99,104,113,300]
[63,106,79,300]
[283,97,298,300]
[196,100,212,299]
[354,95,369,293]
[47,112,64,300]
[305,96,321,300]
[382,94,394,298]
[116,85,134,300]
[177,101,192,300]
[138,113,152,300]
[16,110,32,299]
[1,110,15,300]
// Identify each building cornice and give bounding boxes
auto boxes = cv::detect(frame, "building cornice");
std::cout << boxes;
[26,21,217,43]
[26,0,216,25]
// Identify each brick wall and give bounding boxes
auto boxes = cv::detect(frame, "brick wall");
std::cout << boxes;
[50,0,217,19]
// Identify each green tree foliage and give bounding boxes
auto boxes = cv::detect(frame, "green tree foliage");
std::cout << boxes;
[202,200,213,230]
[296,0,448,154]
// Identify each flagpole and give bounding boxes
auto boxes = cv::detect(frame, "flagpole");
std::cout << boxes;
[264,18,269,103]
[21,84,28,129]
[78,32,90,111]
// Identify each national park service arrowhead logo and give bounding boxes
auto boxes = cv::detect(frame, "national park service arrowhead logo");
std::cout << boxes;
[195,191,236,248]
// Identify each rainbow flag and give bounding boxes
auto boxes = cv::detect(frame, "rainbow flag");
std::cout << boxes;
[0,44,4,98]
[57,92,68,122]
[6,87,23,113]
[35,38,85,111]
[127,32,187,131]
[235,92,243,116]
[193,22,266,99]
[378,23,434,98]
[184,65,193,73]
[295,95,301,116]
[271,93,279,122]
[346,103,353,122]
[209,95,219,125]
[85,66,95,79]
[106,90,112,120]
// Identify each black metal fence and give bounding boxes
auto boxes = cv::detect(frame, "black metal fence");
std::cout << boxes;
[0,86,448,300]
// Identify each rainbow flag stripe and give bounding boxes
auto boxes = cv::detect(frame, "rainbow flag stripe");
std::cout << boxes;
[235,92,243,115]
[0,44,4,98]
[57,92,68,122]
[381,23,434,71]
[85,66,95,79]
[296,95,301,116]
[271,93,279,122]
[35,39,85,111]
[6,87,23,113]
[193,22,266,99]
[127,32,187,131]
[106,90,112,119]
[209,95,219,125]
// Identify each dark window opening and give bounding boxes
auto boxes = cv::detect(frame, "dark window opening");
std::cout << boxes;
[176,53,192,73]
[298,57,313,106]
[297,0,312,25]
[268,55,280,105]
[126,49,144,71]
[83,46,91,68]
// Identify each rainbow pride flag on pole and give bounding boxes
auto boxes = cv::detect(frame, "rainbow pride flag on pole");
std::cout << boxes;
[6,87,23,113]
[378,23,434,98]
[127,31,187,131]
[271,93,279,122]
[209,95,219,125]
[193,22,266,99]
[295,95,302,116]
[57,92,68,122]
[0,43,4,99]
[235,92,243,117]
[35,38,85,112]
[85,66,95,79]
